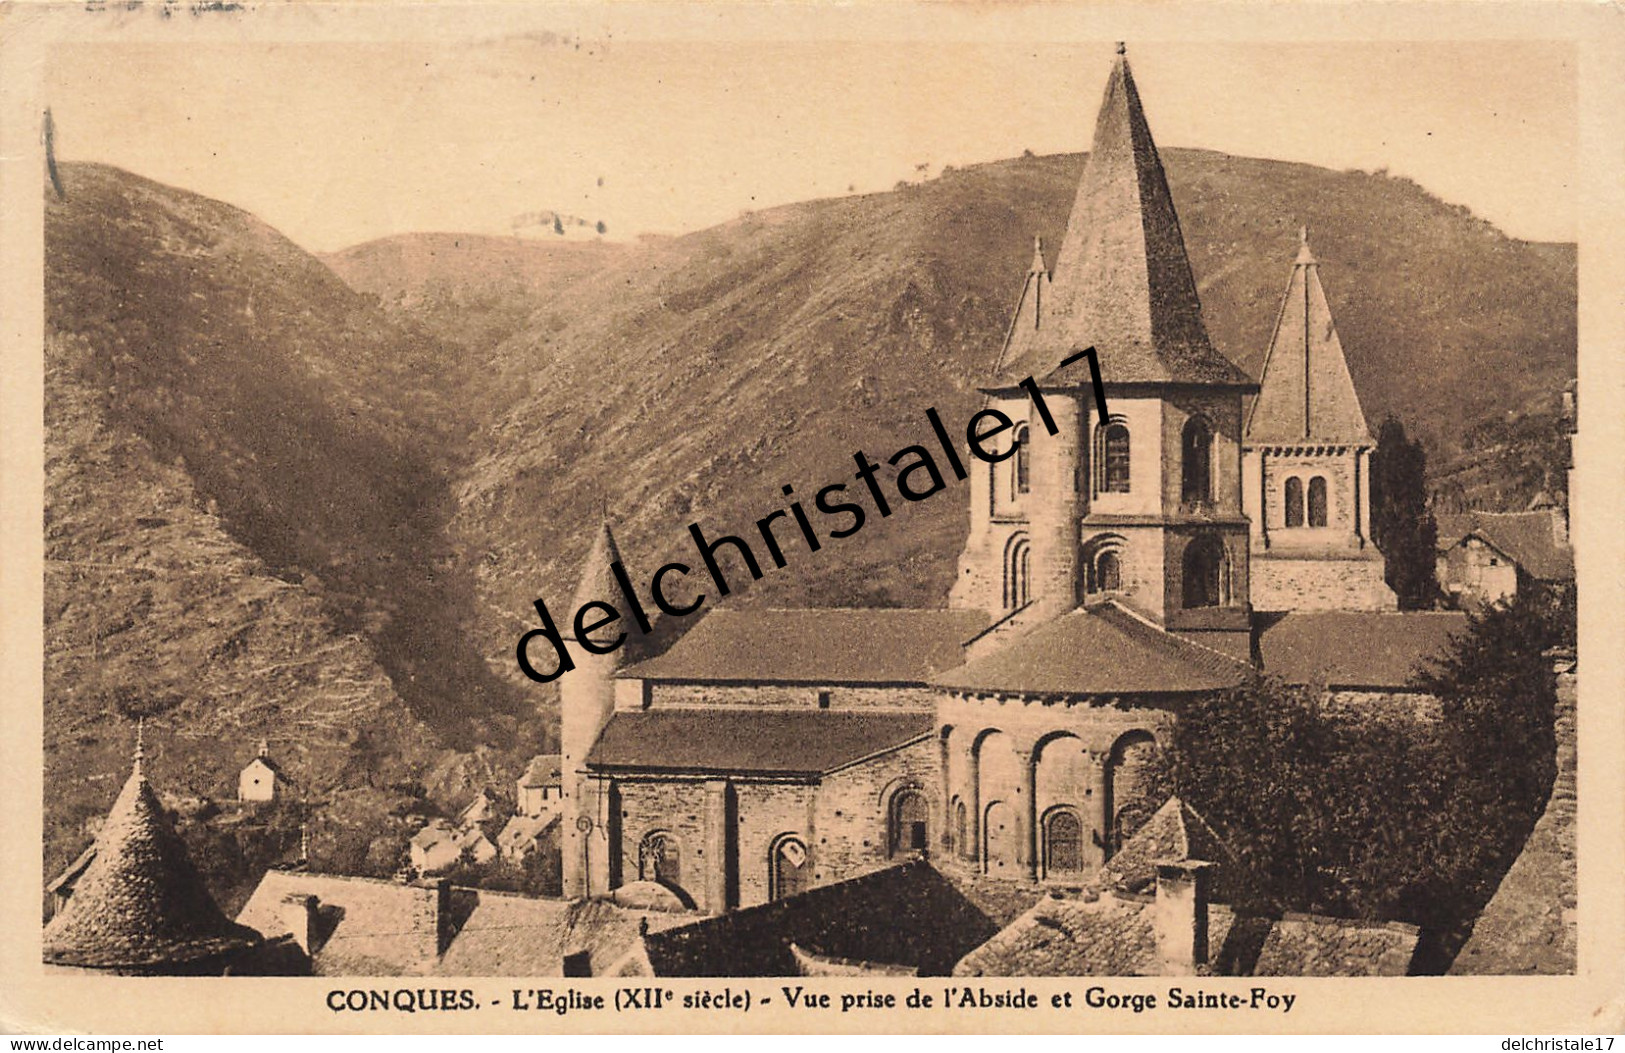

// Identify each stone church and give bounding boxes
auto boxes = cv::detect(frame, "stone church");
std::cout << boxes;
[556,44,1450,917]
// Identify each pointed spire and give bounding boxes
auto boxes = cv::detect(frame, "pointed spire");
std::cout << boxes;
[569,520,630,644]
[992,44,1253,391]
[1244,230,1373,445]
[42,749,258,969]
[132,718,145,778]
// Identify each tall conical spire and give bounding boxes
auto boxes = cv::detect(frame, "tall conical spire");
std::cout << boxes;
[1244,228,1373,445]
[994,43,1253,390]
[42,737,259,970]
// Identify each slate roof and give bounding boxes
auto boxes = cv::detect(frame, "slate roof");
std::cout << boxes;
[496,814,558,853]
[1244,233,1374,445]
[520,754,562,788]
[621,608,987,684]
[1098,797,1253,907]
[630,860,1002,977]
[237,871,438,976]
[1435,511,1574,582]
[433,894,690,977]
[44,760,260,969]
[951,891,1417,977]
[586,710,933,776]
[931,602,1250,696]
[992,47,1254,392]
[1256,611,1468,689]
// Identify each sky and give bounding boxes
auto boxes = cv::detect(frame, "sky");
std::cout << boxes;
[46,31,1576,253]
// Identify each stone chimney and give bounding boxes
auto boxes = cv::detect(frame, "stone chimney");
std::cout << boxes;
[1153,859,1214,975]
[279,892,317,954]
[407,877,454,961]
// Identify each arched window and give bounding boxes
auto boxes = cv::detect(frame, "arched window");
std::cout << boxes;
[1180,417,1213,506]
[1044,809,1084,876]
[954,799,968,859]
[1284,476,1304,527]
[1308,476,1328,527]
[1181,535,1227,609]
[1100,421,1131,494]
[769,835,810,901]
[638,831,681,890]
[1013,425,1031,496]
[889,788,929,857]
[1003,534,1031,610]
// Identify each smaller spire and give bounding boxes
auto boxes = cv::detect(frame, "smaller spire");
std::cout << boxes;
[1029,234,1047,276]
[1295,225,1316,266]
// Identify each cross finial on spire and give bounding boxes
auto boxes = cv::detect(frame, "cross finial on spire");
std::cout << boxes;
[133,717,145,774]
[1030,234,1047,274]
[1115,41,1126,56]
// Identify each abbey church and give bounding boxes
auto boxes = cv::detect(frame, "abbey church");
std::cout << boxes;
[555,44,1442,917]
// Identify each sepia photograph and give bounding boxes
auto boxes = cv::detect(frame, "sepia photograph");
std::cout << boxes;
[3,0,1620,1035]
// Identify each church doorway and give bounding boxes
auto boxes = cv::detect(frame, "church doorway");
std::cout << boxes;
[889,787,929,857]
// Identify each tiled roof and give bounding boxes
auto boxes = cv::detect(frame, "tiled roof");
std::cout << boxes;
[520,754,562,788]
[953,889,1237,976]
[992,48,1254,391]
[496,814,558,851]
[952,891,1418,977]
[1436,511,1573,581]
[621,608,987,684]
[44,761,259,969]
[433,894,689,977]
[1099,797,1253,907]
[237,871,440,976]
[1257,611,1468,689]
[637,861,1001,977]
[1244,234,1374,445]
[932,603,1250,696]
[587,710,933,776]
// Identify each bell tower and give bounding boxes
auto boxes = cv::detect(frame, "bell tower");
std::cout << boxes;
[951,43,1257,650]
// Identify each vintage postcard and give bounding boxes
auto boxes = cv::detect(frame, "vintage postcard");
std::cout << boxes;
[1,0,1621,1035]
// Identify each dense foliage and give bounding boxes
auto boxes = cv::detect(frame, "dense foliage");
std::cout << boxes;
[1168,590,1566,966]
[1370,415,1440,609]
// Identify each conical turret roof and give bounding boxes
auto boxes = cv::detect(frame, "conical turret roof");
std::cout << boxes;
[993,45,1254,391]
[42,740,259,969]
[569,520,626,617]
[1244,229,1374,445]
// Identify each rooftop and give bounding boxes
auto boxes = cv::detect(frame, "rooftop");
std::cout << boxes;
[1244,231,1374,446]
[1436,510,1573,582]
[932,602,1250,696]
[44,757,260,969]
[587,710,933,776]
[621,607,987,684]
[1256,610,1468,689]
[991,47,1254,392]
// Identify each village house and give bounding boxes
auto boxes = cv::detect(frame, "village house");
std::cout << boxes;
[517,754,563,816]
[1435,507,1573,610]
[238,740,288,804]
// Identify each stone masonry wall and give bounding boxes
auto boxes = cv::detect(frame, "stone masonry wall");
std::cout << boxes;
[1251,554,1396,612]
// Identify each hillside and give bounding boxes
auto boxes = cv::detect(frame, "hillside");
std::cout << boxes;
[44,165,546,886]
[440,149,1576,683]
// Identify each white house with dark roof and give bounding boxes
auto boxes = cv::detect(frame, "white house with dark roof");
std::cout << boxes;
[1435,508,1574,609]
[238,740,288,804]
